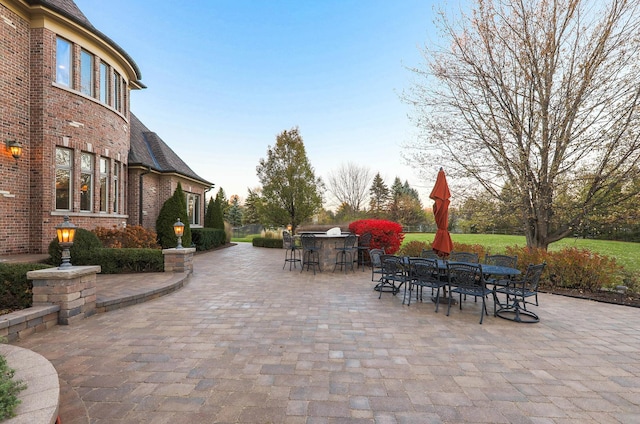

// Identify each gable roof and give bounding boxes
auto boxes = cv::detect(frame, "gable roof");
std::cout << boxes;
[27,0,144,87]
[129,113,212,186]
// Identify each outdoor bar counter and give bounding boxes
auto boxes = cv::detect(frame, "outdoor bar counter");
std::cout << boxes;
[298,231,357,272]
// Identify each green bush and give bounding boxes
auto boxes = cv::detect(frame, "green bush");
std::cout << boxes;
[0,263,51,312]
[252,237,283,248]
[192,228,226,251]
[0,354,26,420]
[47,228,103,266]
[79,248,163,274]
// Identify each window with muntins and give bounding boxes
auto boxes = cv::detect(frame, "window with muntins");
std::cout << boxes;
[113,161,120,213]
[186,193,201,225]
[99,157,109,212]
[55,147,72,210]
[56,37,72,86]
[80,50,94,96]
[99,62,108,104]
[113,72,121,111]
[80,153,94,212]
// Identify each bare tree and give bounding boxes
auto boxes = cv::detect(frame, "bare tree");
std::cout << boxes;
[404,0,640,249]
[327,162,372,213]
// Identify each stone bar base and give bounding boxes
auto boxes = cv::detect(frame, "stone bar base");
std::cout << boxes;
[27,266,101,325]
[163,248,196,274]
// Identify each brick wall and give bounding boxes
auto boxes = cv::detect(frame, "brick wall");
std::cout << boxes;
[28,27,131,253]
[0,4,33,253]
[128,170,208,231]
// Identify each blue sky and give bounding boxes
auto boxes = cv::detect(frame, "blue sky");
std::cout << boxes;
[74,0,441,208]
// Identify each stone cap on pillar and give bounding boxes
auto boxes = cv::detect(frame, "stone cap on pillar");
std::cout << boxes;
[27,265,101,280]
[162,247,197,256]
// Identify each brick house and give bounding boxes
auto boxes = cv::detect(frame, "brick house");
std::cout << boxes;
[0,0,212,255]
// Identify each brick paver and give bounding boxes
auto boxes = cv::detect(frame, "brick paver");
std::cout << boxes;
[15,243,640,423]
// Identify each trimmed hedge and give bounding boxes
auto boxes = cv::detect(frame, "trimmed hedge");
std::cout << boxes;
[86,248,164,274]
[0,263,51,312]
[192,228,226,251]
[252,237,283,248]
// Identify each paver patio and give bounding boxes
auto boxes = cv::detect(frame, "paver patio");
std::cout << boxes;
[14,242,640,423]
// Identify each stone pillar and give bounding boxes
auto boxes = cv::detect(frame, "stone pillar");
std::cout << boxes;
[163,248,196,274]
[27,266,101,325]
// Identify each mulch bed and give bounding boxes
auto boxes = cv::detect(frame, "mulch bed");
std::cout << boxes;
[540,287,640,308]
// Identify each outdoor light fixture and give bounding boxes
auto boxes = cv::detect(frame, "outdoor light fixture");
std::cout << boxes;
[5,140,22,161]
[173,218,185,249]
[56,215,76,269]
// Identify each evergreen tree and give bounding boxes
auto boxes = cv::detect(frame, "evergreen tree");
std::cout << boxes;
[215,188,229,221]
[242,188,262,225]
[212,191,225,230]
[368,172,390,216]
[227,195,243,227]
[204,197,216,228]
[155,182,191,248]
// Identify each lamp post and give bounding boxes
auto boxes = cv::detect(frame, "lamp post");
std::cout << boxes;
[56,215,76,269]
[173,218,185,249]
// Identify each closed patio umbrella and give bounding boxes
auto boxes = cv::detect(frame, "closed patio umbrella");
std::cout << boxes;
[429,168,453,258]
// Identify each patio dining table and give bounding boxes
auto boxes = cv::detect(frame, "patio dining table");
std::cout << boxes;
[402,257,521,304]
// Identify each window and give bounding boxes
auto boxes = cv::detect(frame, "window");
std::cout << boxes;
[113,161,120,213]
[55,148,72,210]
[99,157,108,212]
[80,153,93,212]
[186,193,201,225]
[113,72,121,111]
[99,62,108,104]
[80,50,94,96]
[56,37,72,86]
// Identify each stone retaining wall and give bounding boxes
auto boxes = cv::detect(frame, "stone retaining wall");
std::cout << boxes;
[0,305,60,342]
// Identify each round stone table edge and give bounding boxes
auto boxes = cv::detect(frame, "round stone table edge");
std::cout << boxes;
[0,344,59,424]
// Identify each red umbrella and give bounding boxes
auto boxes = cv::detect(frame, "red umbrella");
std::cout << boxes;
[429,168,454,258]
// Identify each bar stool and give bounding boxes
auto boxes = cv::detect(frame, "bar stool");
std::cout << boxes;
[356,232,372,271]
[333,233,357,273]
[300,234,322,274]
[282,231,301,270]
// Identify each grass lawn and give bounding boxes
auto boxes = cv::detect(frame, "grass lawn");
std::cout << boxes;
[403,233,640,274]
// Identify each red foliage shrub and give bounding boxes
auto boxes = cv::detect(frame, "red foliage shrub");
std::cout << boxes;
[349,219,405,254]
[93,225,161,249]
[505,245,622,292]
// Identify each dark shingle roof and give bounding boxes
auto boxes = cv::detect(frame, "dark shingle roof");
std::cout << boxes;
[28,0,144,86]
[129,113,212,186]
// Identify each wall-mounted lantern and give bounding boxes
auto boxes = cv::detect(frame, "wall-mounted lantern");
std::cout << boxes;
[5,140,22,161]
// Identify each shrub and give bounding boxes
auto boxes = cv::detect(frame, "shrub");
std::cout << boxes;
[192,228,226,251]
[48,228,103,266]
[452,242,486,259]
[0,354,26,420]
[86,248,163,274]
[505,245,622,292]
[398,240,430,257]
[348,219,405,254]
[93,225,160,249]
[0,263,51,312]
[156,183,191,249]
[252,237,283,248]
